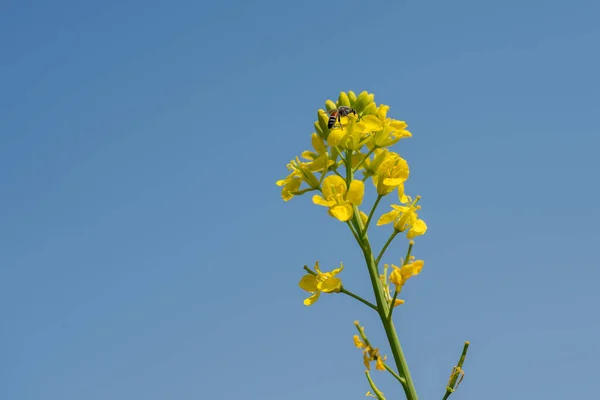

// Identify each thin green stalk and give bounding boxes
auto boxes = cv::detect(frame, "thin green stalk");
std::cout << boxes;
[375,231,399,267]
[383,362,407,386]
[387,289,399,321]
[346,221,365,250]
[340,287,377,311]
[442,342,470,400]
[353,147,376,172]
[302,266,376,311]
[350,210,418,400]
[362,194,383,238]
[345,150,353,187]
[365,371,386,400]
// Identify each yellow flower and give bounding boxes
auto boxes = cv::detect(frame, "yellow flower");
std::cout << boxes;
[298,262,344,306]
[313,175,364,222]
[375,354,387,371]
[372,152,409,196]
[276,152,332,201]
[326,113,373,150]
[389,259,425,293]
[377,195,427,238]
[370,104,412,148]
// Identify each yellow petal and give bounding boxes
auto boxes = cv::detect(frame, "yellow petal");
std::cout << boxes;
[330,204,354,222]
[318,276,341,293]
[398,184,409,204]
[282,177,302,201]
[377,105,390,120]
[407,219,428,238]
[359,210,369,226]
[327,128,345,147]
[330,262,344,276]
[389,266,402,286]
[312,132,327,154]
[401,260,424,280]
[312,194,333,207]
[298,275,319,292]
[383,177,405,187]
[361,115,383,131]
[389,120,408,130]
[303,291,321,306]
[353,335,365,349]
[377,210,399,226]
[347,180,365,206]
[321,175,347,198]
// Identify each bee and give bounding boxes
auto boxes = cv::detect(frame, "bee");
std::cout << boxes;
[326,106,360,129]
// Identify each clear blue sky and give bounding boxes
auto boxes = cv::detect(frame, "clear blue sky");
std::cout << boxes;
[1,1,599,399]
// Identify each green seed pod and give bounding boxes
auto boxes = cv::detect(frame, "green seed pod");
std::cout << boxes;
[354,91,371,114]
[337,92,351,107]
[325,99,337,112]
[314,122,326,140]
[317,110,330,136]
[362,102,378,116]
[347,91,357,107]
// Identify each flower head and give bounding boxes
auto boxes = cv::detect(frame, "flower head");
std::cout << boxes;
[298,262,344,306]
[389,259,425,294]
[313,175,364,222]
[377,194,427,238]
[372,152,409,196]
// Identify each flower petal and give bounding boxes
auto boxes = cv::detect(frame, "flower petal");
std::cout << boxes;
[330,204,354,222]
[318,276,341,293]
[347,180,365,206]
[312,195,333,207]
[298,275,319,292]
[321,175,347,198]
[407,218,428,238]
[303,291,321,306]
[377,210,399,226]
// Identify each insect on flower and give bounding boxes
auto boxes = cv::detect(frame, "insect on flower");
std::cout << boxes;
[327,106,360,129]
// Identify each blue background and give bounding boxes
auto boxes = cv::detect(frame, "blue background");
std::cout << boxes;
[1,0,599,399]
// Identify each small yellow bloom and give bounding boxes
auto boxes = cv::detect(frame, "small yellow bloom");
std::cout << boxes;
[368,104,412,148]
[354,335,366,349]
[276,154,331,201]
[377,195,427,238]
[298,262,344,306]
[313,175,364,222]
[389,260,425,293]
[326,113,372,150]
[375,354,387,371]
[372,152,409,196]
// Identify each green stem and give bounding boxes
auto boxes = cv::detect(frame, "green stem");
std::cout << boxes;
[345,150,352,187]
[387,289,399,321]
[375,231,399,267]
[340,287,377,311]
[353,147,376,172]
[346,222,365,250]
[442,342,470,400]
[350,212,418,400]
[302,266,376,311]
[346,160,417,399]
[365,371,386,400]
[362,194,383,238]
[384,362,407,386]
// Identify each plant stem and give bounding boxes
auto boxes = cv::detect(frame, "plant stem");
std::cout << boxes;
[387,289,399,321]
[340,287,377,311]
[353,147,376,172]
[442,342,470,400]
[363,194,383,238]
[365,371,386,400]
[350,210,418,400]
[376,231,399,267]
[384,363,407,386]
